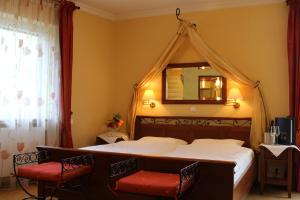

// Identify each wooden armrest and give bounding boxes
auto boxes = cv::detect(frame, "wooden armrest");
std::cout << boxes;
[110,158,138,180]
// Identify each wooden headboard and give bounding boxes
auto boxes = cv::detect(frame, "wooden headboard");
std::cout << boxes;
[134,116,252,148]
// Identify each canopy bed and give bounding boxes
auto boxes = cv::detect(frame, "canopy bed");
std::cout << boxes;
[37,116,255,200]
[35,9,266,200]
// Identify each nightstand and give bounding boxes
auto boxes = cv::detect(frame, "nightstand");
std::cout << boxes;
[259,145,294,198]
[96,131,129,145]
[96,136,124,145]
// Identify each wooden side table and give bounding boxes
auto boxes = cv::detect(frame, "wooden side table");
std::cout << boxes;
[259,145,293,198]
[96,131,128,145]
[96,136,124,145]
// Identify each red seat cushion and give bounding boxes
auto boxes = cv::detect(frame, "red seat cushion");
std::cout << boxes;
[17,162,92,182]
[115,170,191,198]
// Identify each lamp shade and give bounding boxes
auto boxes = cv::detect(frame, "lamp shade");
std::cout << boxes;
[143,89,155,100]
[228,88,242,100]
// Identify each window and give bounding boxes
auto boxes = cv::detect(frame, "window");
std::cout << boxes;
[0,27,59,125]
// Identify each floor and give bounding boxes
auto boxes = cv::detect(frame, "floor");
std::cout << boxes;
[247,185,300,200]
[0,185,300,200]
[0,185,37,200]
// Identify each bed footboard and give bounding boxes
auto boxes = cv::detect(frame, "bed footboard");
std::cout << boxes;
[37,146,236,200]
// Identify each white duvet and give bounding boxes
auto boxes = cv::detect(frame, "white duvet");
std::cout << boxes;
[81,137,254,185]
[163,142,254,185]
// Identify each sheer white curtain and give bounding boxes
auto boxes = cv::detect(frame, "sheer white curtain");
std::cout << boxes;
[0,0,60,188]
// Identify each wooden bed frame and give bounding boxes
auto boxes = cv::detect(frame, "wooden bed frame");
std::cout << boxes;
[37,116,256,200]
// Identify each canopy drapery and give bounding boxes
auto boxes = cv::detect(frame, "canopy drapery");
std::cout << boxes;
[128,21,269,149]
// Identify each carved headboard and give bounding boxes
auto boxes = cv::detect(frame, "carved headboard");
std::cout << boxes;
[134,116,252,148]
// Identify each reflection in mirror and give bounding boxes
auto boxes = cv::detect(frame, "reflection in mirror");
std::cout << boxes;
[199,76,225,100]
[162,62,227,104]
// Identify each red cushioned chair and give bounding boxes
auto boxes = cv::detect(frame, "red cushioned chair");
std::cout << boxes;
[108,158,199,200]
[13,151,95,200]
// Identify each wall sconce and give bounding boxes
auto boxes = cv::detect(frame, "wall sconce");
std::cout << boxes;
[226,88,242,109]
[143,89,156,108]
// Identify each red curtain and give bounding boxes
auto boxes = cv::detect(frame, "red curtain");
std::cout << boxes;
[59,1,77,148]
[287,0,300,191]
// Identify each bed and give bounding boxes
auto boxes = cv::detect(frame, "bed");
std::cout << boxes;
[37,116,255,200]
[81,137,254,187]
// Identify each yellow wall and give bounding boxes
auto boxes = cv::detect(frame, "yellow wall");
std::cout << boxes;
[113,3,289,120]
[72,11,114,147]
[72,3,289,147]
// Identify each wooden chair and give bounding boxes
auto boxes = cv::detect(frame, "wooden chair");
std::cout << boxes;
[108,158,199,200]
[13,151,95,200]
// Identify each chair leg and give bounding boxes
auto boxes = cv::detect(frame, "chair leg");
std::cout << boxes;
[79,174,94,200]
[79,185,88,200]
[107,184,119,200]
[16,177,45,200]
[49,176,91,200]
[49,187,59,200]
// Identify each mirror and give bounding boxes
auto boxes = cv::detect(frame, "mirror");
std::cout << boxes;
[162,62,227,104]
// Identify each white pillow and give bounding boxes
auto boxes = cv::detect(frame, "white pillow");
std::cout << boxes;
[138,136,188,145]
[191,139,244,146]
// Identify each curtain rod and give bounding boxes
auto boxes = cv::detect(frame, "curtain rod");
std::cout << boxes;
[54,0,80,9]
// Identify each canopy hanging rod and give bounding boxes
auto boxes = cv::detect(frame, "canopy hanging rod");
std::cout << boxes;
[175,8,196,27]
[176,8,183,22]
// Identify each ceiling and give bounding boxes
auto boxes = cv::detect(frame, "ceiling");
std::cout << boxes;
[74,0,284,20]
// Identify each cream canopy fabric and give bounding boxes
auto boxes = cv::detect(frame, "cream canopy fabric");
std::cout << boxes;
[128,21,269,149]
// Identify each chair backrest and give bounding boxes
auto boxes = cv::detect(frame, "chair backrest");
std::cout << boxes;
[110,157,138,181]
